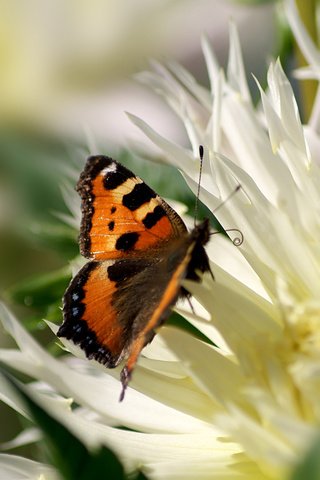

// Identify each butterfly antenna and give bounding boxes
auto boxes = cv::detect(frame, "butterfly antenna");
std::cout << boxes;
[210,184,244,246]
[213,184,241,214]
[194,145,204,226]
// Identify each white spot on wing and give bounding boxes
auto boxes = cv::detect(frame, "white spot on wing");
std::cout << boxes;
[101,163,117,175]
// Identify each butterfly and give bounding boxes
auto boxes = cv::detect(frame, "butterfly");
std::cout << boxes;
[57,155,212,400]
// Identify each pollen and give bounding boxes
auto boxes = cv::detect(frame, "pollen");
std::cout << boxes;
[284,300,320,358]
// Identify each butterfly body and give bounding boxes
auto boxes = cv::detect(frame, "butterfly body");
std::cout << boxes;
[58,155,211,399]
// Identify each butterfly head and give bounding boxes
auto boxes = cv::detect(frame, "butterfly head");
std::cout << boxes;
[191,218,210,246]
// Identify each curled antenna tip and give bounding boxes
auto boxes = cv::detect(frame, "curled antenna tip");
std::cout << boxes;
[209,228,244,247]
[225,228,244,246]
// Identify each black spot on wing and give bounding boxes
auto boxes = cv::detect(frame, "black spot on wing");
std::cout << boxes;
[104,173,125,190]
[142,205,166,229]
[107,259,149,285]
[110,206,116,214]
[108,221,115,231]
[122,183,156,211]
[115,232,139,251]
[103,163,135,190]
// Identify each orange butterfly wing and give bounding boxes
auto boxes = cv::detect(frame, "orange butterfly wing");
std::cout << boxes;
[78,156,187,260]
[58,155,212,400]
[59,261,131,367]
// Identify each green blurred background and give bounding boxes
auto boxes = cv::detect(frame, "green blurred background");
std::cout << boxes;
[0,0,280,459]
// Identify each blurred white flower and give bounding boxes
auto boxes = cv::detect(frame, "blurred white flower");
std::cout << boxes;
[1,1,320,479]
[0,0,276,141]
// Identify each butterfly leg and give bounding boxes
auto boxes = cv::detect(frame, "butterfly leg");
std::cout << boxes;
[119,366,131,402]
[119,334,146,401]
[186,296,195,314]
[209,265,214,281]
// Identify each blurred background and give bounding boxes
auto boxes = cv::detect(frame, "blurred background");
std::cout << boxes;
[0,0,283,458]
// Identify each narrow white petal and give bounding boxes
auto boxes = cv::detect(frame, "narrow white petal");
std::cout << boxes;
[185,273,282,370]
[0,371,29,419]
[146,458,266,480]
[167,60,211,109]
[1,428,41,451]
[201,35,220,90]
[211,69,224,152]
[285,0,320,68]
[268,61,309,162]
[127,112,197,175]
[159,327,245,407]
[205,234,270,301]
[219,93,293,203]
[227,21,250,102]
[0,453,57,480]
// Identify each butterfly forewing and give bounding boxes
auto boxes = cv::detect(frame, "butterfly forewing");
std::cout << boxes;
[78,156,187,260]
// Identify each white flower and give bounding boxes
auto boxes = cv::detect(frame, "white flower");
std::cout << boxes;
[1,1,320,479]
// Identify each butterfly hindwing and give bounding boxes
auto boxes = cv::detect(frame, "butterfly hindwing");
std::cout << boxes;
[58,221,211,398]
[78,156,187,260]
[59,253,177,369]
